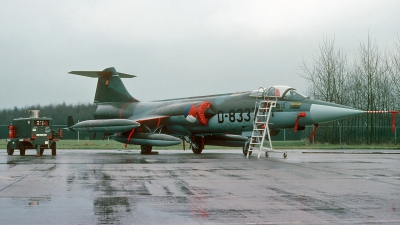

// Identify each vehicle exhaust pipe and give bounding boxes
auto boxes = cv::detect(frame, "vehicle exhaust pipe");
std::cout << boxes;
[27,110,40,118]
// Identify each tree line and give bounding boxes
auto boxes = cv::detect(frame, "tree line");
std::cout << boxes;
[2,37,399,144]
[0,102,96,125]
[301,36,400,144]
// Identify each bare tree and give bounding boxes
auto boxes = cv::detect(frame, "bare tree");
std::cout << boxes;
[301,36,398,144]
[388,38,400,108]
[300,37,349,105]
[300,37,349,143]
[353,36,383,144]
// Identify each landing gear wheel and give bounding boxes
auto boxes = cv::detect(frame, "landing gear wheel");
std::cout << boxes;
[265,152,269,158]
[191,136,204,154]
[19,142,26,156]
[7,143,14,155]
[51,142,56,155]
[283,152,287,158]
[141,145,152,154]
[242,141,252,156]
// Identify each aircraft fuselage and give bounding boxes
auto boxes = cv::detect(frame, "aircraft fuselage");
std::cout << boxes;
[93,91,356,137]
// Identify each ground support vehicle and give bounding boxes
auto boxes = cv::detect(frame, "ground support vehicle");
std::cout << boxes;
[6,110,61,157]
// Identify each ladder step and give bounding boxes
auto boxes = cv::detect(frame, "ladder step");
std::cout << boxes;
[251,99,276,157]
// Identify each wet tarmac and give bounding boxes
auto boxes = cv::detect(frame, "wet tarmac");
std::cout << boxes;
[0,149,399,224]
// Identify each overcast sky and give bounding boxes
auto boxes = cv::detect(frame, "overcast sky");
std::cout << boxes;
[1,0,399,109]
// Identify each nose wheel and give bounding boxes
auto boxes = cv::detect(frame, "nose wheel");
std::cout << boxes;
[242,141,252,156]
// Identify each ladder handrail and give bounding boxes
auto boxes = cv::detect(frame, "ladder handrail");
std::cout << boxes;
[247,86,287,159]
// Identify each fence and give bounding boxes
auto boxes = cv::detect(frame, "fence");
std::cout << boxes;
[271,125,399,144]
[1,124,398,144]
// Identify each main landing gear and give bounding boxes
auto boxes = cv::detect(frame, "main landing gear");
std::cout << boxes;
[191,136,204,154]
[140,145,153,154]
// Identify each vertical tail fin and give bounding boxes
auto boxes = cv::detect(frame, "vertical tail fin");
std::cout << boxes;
[69,67,139,103]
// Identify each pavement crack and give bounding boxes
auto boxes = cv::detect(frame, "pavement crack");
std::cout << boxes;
[0,164,48,192]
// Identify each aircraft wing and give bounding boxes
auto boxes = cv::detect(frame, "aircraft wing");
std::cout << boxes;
[133,115,169,123]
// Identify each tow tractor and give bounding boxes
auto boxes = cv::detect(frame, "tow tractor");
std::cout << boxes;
[6,110,62,157]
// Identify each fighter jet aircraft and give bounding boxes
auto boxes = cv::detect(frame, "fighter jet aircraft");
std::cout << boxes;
[68,67,364,157]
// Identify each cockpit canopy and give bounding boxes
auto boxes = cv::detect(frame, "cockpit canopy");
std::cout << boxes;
[250,85,307,101]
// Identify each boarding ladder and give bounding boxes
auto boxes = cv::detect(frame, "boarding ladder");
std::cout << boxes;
[247,88,287,159]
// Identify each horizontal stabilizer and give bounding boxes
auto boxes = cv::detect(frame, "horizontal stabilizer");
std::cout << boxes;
[69,67,138,103]
[69,70,136,78]
[67,116,75,127]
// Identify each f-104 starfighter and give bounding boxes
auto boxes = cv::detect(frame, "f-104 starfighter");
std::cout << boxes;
[68,67,364,157]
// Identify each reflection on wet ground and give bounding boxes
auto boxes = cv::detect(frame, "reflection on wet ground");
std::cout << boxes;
[0,149,399,224]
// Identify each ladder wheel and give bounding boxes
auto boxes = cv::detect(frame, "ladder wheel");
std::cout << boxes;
[265,152,269,158]
[283,152,287,158]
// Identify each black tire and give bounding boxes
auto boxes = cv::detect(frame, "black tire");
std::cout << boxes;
[242,141,252,156]
[19,142,26,156]
[51,142,56,156]
[191,137,204,154]
[7,143,14,155]
[140,145,152,154]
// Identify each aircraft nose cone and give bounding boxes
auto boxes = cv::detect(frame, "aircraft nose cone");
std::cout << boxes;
[310,104,364,124]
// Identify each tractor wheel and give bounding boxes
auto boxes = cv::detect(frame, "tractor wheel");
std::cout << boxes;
[51,142,56,155]
[19,142,26,156]
[7,143,14,155]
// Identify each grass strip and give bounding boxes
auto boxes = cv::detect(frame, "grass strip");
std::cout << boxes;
[1,139,400,150]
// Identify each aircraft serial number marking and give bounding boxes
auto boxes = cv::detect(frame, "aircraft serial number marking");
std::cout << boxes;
[217,109,252,123]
